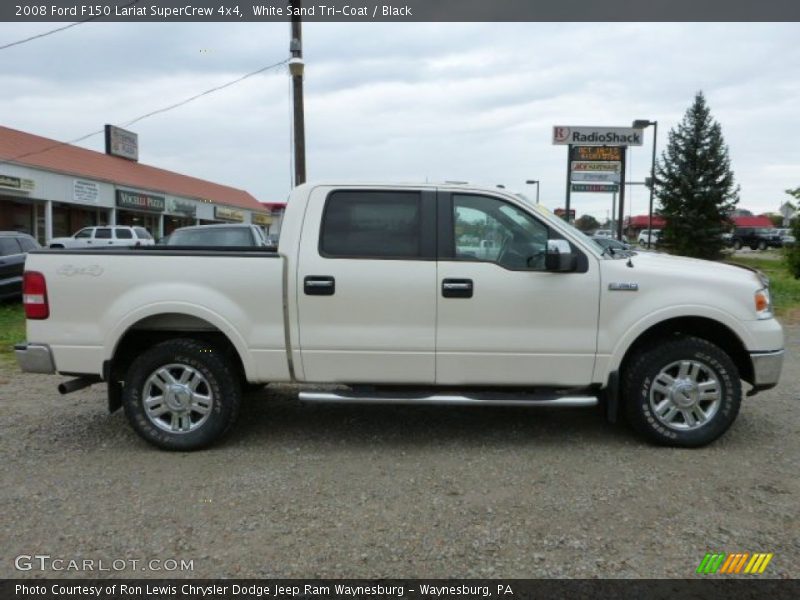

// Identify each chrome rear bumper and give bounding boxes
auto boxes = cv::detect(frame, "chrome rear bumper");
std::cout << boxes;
[14,343,56,374]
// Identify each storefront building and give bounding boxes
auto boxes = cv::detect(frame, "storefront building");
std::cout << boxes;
[0,125,271,244]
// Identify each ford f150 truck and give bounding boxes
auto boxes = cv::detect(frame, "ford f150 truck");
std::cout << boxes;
[15,183,784,450]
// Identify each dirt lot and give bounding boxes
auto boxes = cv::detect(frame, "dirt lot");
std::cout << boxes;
[1,329,798,579]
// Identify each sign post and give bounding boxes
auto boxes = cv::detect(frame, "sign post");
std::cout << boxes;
[553,127,641,238]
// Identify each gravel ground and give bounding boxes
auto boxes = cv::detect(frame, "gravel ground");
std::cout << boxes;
[1,329,798,580]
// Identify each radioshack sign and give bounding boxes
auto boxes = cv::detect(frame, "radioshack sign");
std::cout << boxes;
[553,126,643,146]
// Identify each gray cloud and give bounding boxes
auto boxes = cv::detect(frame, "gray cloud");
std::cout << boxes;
[0,21,797,216]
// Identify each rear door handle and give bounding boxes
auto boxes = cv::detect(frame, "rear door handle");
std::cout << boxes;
[442,278,473,298]
[304,276,335,296]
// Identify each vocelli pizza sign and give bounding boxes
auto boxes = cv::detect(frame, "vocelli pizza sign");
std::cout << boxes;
[552,126,644,146]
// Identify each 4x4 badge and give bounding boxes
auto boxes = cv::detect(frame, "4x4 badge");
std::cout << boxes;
[609,282,639,291]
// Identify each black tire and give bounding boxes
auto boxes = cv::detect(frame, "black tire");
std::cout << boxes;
[733,240,742,250]
[122,338,241,450]
[757,240,767,251]
[623,336,741,447]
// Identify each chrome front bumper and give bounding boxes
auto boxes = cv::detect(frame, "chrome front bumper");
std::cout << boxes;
[14,343,56,374]
[750,349,784,391]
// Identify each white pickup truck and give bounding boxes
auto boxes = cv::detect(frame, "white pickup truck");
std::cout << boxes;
[16,183,784,450]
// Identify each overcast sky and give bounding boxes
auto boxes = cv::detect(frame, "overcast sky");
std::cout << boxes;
[1,21,798,220]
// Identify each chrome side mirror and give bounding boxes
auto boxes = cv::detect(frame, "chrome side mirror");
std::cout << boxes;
[545,239,577,272]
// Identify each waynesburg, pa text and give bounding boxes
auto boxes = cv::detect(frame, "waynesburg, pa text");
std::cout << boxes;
[15,583,514,598]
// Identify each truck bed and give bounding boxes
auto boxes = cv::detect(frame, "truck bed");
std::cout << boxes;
[25,247,289,382]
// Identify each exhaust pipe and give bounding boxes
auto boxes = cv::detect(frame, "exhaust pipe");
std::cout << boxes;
[58,376,101,395]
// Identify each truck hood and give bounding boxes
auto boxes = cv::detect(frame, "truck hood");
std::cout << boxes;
[627,251,767,287]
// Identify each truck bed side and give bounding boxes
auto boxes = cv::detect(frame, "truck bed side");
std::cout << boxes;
[25,248,289,383]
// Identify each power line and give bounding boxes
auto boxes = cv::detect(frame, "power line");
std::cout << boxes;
[0,58,289,168]
[0,1,141,52]
[121,59,289,127]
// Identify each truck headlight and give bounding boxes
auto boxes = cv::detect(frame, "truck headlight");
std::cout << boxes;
[755,288,772,319]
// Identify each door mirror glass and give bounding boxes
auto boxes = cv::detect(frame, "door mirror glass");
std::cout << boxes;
[545,239,577,272]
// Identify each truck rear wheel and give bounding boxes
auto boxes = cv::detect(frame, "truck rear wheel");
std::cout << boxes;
[623,336,741,447]
[122,338,241,450]
[733,240,742,250]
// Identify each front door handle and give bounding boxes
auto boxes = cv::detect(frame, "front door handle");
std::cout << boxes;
[442,278,473,298]
[304,275,335,296]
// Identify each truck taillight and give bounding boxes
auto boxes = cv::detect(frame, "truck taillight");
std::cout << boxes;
[23,271,49,319]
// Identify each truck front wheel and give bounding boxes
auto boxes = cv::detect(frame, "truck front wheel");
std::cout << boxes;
[623,336,741,447]
[122,338,242,450]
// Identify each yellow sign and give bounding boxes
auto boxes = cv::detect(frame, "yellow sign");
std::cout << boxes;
[214,206,244,222]
[0,174,35,192]
[251,212,272,226]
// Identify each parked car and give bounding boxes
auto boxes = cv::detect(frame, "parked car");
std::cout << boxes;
[593,229,613,238]
[165,224,269,247]
[729,227,782,251]
[773,228,795,247]
[16,182,783,450]
[637,229,662,246]
[0,232,40,300]
[592,236,633,256]
[49,226,154,248]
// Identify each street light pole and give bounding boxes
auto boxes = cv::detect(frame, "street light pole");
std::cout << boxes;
[525,180,540,204]
[633,119,658,247]
[290,3,306,186]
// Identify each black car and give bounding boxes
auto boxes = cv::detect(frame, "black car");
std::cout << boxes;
[0,232,41,300]
[729,227,782,251]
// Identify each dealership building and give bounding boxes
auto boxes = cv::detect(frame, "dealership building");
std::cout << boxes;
[0,125,273,244]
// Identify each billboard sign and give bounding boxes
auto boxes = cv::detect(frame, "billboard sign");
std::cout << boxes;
[571,183,620,193]
[570,145,623,161]
[553,126,643,146]
[571,161,621,172]
[105,125,139,161]
[571,171,621,183]
[116,190,165,212]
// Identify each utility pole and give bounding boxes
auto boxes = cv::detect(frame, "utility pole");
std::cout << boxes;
[289,2,306,186]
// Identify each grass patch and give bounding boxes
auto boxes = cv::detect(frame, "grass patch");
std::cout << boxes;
[726,254,800,317]
[0,302,25,357]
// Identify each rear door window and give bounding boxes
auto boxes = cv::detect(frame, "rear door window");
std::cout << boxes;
[17,237,39,252]
[133,227,153,240]
[320,190,424,258]
[0,238,22,256]
[115,228,133,239]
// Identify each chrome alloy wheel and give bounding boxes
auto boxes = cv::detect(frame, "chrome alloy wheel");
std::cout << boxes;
[649,359,722,431]
[142,364,214,434]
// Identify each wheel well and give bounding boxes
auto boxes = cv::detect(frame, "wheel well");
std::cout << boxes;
[618,317,753,386]
[107,313,247,412]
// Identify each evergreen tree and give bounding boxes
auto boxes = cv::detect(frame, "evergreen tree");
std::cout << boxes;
[655,92,739,259]
[785,188,800,278]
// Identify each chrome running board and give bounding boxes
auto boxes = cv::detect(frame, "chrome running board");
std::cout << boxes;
[298,391,598,408]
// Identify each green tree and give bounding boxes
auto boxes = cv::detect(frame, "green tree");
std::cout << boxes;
[785,188,800,278]
[574,214,600,232]
[655,92,739,259]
